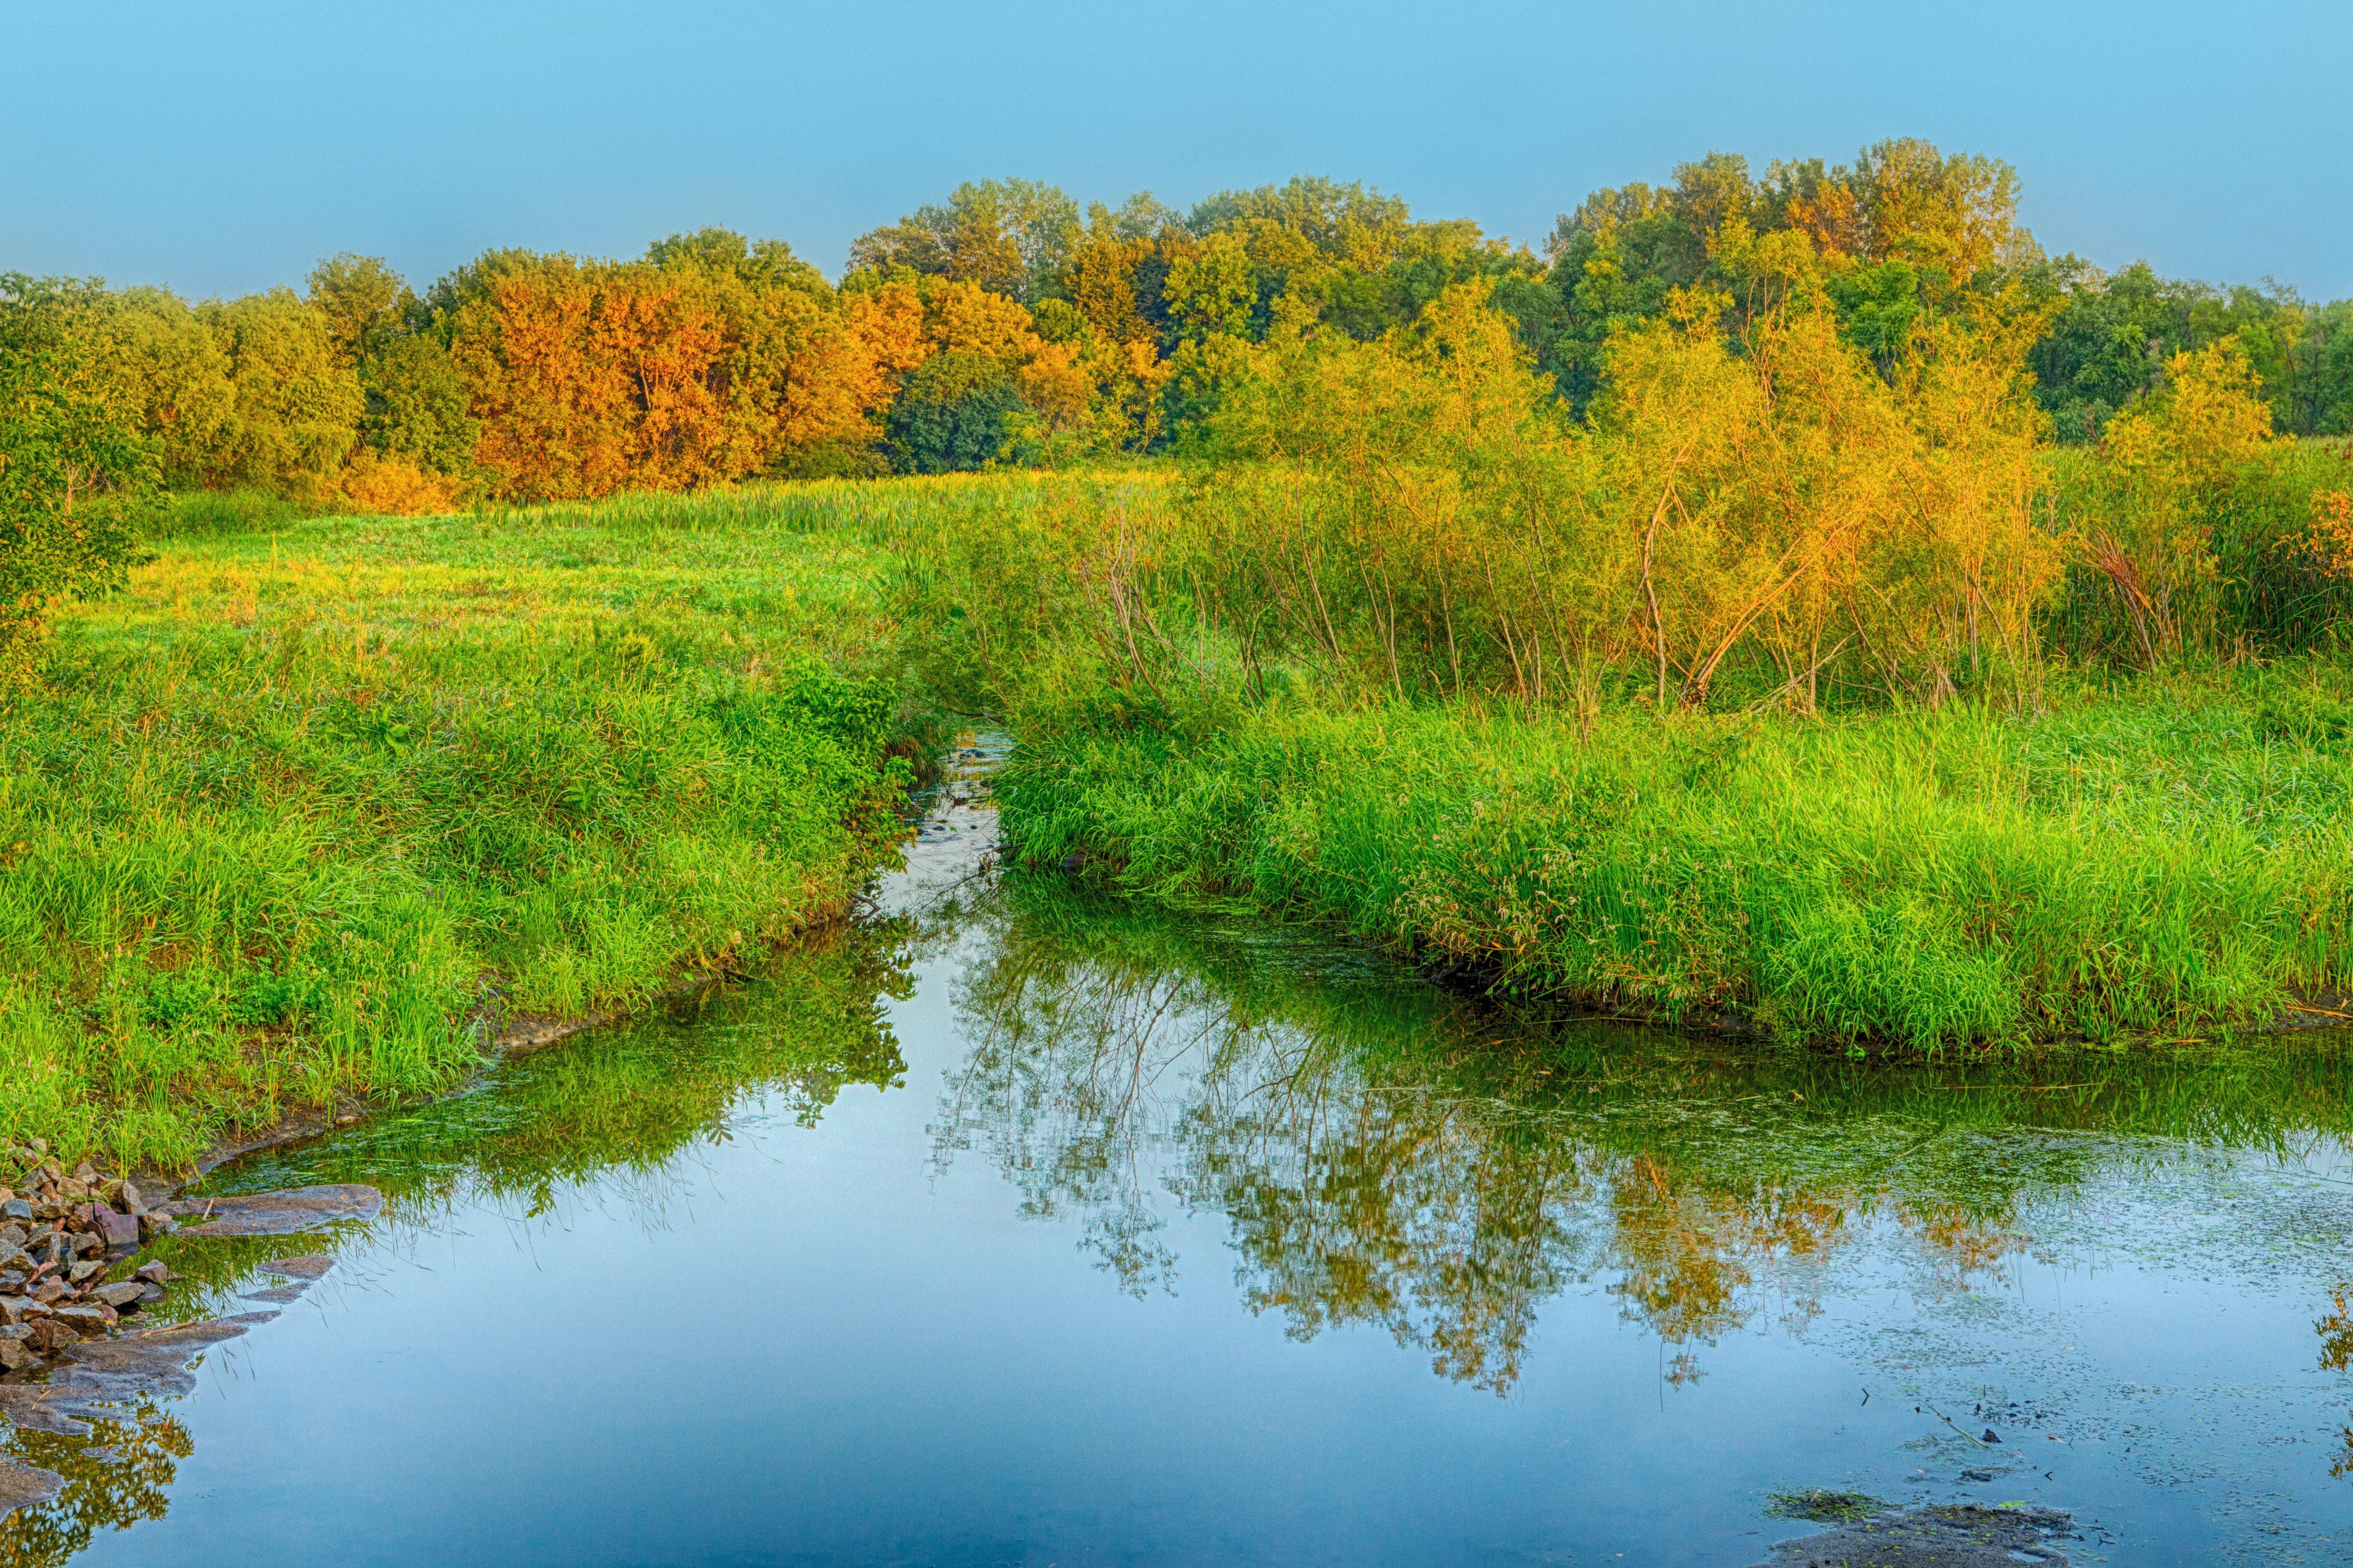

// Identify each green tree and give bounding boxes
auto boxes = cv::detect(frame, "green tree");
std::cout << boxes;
[849,180,1081,303]
[0,275,154,687]
[195,288,363,496]
[306,252,408,368]
[886,350,1025,472]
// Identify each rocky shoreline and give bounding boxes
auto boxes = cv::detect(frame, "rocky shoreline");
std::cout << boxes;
[0,1143,181,1376]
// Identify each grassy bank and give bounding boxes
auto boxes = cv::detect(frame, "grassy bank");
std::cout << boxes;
[994,667,2353,1049]
[0,476,1047,1166]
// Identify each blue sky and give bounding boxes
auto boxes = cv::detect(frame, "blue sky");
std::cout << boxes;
[5,0,2348,300]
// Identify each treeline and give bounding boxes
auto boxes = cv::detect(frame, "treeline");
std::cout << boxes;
[10,139,2352,521]
[906,180,2353,713]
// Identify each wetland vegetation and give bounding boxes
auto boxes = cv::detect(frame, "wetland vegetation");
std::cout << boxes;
[5,138,2353,1167]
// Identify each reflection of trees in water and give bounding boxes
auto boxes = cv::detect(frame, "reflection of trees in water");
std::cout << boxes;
[0,1402,189,1568]
[931,896,2313,1394]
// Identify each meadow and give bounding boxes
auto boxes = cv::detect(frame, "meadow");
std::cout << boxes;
[0,477,1041,1165]
[12,455,2353,1167]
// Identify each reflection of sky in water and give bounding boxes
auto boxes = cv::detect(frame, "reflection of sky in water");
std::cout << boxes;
[9,819,2353,1565]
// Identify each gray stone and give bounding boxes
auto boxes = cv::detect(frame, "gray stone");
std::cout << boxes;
[137,1211,176,1240]
[240,1283,308,1305]
[259,1254,336,1280]
[52,1304,112,1335]
[91,1282,146,1311]
[115,1179,144,1214]
[65,1260,102,1285]
[177,1183,383,1237]
[0,1317,251,1437]
[132,1260,175,1284]
[0,1224,23,1250]
[0,1200,29,1223]
[0,1456,62,1519]
[0,1339,28,1373]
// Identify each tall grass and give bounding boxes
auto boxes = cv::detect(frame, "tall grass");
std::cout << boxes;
[993,666,2353,1048]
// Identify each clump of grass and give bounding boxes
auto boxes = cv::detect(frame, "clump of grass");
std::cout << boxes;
[1766,1490,1886,1522]
[145,488,308,539]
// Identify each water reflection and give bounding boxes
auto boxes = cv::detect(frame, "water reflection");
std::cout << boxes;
[6,876,2353,1561]
[0,1404,188,1568]
[933,887,2353,1395]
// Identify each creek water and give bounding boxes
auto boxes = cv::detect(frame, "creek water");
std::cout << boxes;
[8,746,2353,1566]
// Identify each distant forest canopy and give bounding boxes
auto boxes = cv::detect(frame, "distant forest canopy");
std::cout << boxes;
[8,138,2353,508]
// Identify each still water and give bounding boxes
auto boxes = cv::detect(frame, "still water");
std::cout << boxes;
[8,758,2353,1566]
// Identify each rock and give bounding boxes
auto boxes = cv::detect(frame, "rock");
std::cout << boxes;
[0,1337,30,1373]
[136,1283,164,1306]
[64,1260,101,1285]
[0,1318,250,1437]
[0,1298,29,1326]
[0,1249,27,1275]
[52,1304,113,1335]
[98,1210,138,1249]
[241,1283,308,1305]
[132,1261,176,1285]
[54,1179,87,1204]
[177,1184,383,1237]
[258,1254,336,1280]
[116,1180,144,1214]
[0,1200,28,1223]
[1981,1429,2001,1444]
[0,1224,23,1250]
[137,1211,176,1241]
[27,1320,76,1354]
[0,1456,63,1519]
[70,1162,95,1185]
[91,1282,146,1311]
[29,1280,63,1305]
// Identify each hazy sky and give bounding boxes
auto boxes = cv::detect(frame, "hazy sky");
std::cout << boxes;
[5,0,2348,301]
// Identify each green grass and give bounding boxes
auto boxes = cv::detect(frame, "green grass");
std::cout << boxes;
[0,478,1033,1166]
[18,462,2353,1162]
[994,667,2353,1049]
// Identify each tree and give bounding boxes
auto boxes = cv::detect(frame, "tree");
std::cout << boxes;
[194,288,364,497]
[887,351,1025,473]
[306,253,408,368]
[0,275,154,687]
[848,180,1081,303]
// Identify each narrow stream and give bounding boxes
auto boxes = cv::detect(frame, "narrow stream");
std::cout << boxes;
[7,743,2353,1565]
